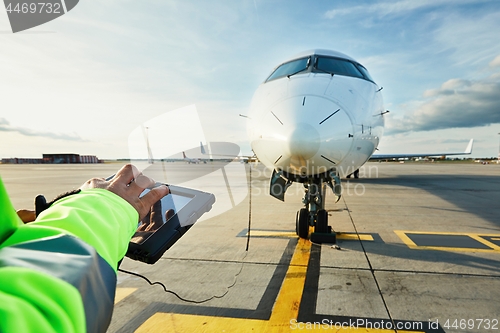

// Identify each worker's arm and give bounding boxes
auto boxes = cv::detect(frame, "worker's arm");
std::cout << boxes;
[0,164,168,333]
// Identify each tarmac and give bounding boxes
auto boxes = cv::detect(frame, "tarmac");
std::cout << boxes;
[1,161,499,333]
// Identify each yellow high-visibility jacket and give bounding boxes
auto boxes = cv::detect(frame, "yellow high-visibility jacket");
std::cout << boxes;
[0,177,138,333]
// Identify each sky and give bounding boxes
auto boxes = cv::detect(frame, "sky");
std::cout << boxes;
[1,0,500,160]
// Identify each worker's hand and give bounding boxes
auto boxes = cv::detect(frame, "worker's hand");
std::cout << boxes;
[17,209,36,223]
[137,199,163,232]
[137,200,175,232]
[80,164,169,221]
[132,205,175,243]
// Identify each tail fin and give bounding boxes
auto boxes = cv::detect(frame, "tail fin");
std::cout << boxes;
[200,142,206,155]
[464,139,474,154]
[182,152,187,159]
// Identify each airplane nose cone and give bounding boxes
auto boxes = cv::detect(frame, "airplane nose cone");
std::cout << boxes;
[286,123,320,160]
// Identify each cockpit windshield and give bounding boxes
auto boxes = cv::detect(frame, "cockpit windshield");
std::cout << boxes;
[266,57,310,82]
[264,54,375,84]
[356,64,374,82]
[315,57,363,78]
[314,56,375,83]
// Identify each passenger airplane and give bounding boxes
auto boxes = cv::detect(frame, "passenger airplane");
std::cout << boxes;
[245,49,473,239]
[182,151,201,164]
[183,143,210,164]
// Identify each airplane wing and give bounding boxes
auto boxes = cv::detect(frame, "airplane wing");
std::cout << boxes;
[370,139,474,160]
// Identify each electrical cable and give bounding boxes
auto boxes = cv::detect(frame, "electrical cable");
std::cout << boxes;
[118,254,246,304]
[246,164,252,251]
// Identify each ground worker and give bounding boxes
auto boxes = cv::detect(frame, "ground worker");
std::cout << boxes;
[0,164,168,333]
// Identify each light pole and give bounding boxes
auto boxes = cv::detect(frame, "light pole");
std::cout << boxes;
[498,132,500,162]
[145,126,154,164]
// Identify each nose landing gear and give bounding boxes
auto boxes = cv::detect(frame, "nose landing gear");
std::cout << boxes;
[270,168,340,242]
[295,207,330,239]
[295,171,340,242]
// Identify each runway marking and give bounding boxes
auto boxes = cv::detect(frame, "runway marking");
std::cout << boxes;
[242,229,374,241]
[246,230,297,238]
[337,233,374,241]
[267,237,310,327]
[132,238,402,332]
[134,238,310,332]
[115,288,137,304]
[395,231,500,253]
[134,313,409,332]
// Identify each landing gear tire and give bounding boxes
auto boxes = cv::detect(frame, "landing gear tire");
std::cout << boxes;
[315,209,328,233]
[296,208,309,239]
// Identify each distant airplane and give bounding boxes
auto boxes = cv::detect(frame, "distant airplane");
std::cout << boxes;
[182,151,200,164]
[371,139,474,161]
[184,142,209,164]
[244,49,473,239]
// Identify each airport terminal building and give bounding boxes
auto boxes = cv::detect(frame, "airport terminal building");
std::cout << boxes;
[1,153,101,164]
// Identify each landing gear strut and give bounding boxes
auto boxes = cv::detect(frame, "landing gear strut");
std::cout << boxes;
[295,171,341,240]
[270,169,341,241]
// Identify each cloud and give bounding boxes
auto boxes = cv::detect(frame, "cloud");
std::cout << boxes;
[490,55,500,68]
[324,0,426,18]
[386,76,500,134]
[423,79,472,97]
[0,117,86,141]
[324,0,491,19]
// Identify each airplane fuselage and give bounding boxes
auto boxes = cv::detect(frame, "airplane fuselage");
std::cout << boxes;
[248,49,384,180]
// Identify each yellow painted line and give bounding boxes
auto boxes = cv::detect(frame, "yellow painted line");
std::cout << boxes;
[491,237,500,241]
[136,313,264,332]
[468,234,500,251]
[267,237,310,328]
[394,231,419,249]
[135,312,411,332]
[399,245,498,253]
[394,231,500,253]
[135,238,402,332]
[115,287,137,304]
[246,230,374,241]
[248,230,297,238]
[337,234,374,241]
[395,230,500,237]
